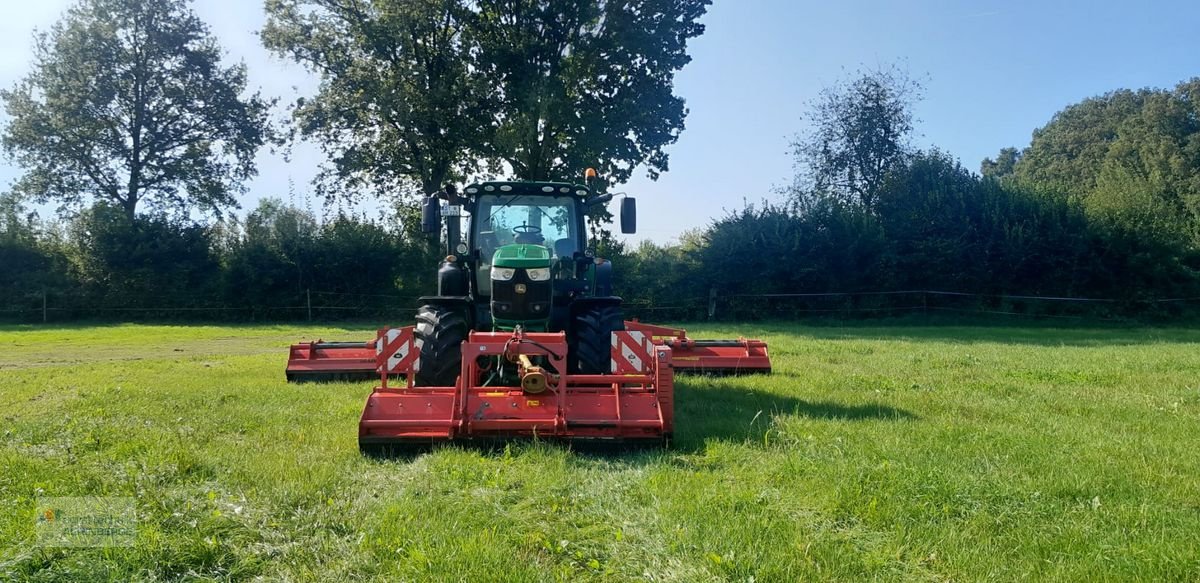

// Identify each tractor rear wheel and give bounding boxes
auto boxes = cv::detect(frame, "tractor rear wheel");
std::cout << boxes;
[568,303,625,374]
[413,304,468,386]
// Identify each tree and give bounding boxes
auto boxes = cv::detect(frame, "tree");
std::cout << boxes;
[262,0,492,200]
[875,151,988,291]
[265,0,710,202]
[0,192,66,312]
[0,192,37,244]
[1008,78,1200,244]
[68,203,222,306]
[473,0,710,184]
[1086,160,1189,248]
[1,0,271,221]
[222,199,318,308]
[791,65,923,209]
[980,147,1021,180]
[1010,89,1144,199]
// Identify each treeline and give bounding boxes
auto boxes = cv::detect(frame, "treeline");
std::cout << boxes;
[7,147,1196,322]
[615,73,1200,320]
[617,152,1200,320]
[0,199,438,320]
[4,150,1200,322]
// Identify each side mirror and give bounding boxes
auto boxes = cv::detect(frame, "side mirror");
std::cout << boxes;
[620,197,636,234]
[421,196,441,234]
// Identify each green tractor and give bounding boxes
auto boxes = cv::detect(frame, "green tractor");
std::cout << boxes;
[411,176,637,386]
[286,173,769,446]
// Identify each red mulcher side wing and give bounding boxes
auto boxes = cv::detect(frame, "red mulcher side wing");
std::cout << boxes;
[285,340,378,382]
[358,329,674,446]
[286,320,771,382]
[623,320,771,375]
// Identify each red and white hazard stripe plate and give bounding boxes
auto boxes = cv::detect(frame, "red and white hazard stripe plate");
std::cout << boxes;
[610,331,655,374]
[375,327,417,375]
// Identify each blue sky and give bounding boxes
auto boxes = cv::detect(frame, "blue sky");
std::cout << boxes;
[3,0,1199,243]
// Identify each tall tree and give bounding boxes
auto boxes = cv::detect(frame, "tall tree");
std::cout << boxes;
[1005,88,1145,199]
[262,0,492,200]
[791,65,923,209]
[265,0,710,200]
[1008,79,1200,243]
[1,0,271,221]
[474,0,710,184]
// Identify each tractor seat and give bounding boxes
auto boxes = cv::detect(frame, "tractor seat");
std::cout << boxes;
[514,232,544,245]
[553,238,576,258]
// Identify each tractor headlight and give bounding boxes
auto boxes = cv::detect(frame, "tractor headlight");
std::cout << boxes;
[491,267,516,281]
[526,267,551,282]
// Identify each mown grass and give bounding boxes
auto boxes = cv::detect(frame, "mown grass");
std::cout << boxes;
[2,321,1200,581]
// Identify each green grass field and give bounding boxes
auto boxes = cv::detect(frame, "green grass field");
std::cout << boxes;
[2,321,1200,581]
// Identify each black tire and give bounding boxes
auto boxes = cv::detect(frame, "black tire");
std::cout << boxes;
[413,304,468,386]
[568,303,625,374]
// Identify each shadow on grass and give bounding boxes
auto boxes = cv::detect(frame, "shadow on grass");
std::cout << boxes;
[670,382,916,452]
[360,382,916,462]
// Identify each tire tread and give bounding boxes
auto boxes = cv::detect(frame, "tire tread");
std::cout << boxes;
[413,304,468,386]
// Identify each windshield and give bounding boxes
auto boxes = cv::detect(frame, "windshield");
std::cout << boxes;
[473,195,578,259]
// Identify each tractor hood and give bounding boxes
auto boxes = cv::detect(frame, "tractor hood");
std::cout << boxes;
[491,244,551,268]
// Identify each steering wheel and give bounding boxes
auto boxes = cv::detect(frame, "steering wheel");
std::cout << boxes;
[513,223,542,235]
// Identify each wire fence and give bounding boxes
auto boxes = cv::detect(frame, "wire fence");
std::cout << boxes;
[700,290,1200,326]
[2,288,1199,324]
[0,289,424,323]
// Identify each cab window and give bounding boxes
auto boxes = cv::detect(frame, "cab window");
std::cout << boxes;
[474,195,576,259]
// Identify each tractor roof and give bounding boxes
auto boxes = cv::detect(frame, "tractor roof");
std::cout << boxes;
[462,181,592,198]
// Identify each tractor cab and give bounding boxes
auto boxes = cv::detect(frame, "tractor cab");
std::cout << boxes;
[421,178,635,334]
[468,183,586,303]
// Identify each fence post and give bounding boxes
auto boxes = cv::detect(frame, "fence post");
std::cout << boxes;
[42,289,47,324]
[306,288,312,322]
[707,288,717,320]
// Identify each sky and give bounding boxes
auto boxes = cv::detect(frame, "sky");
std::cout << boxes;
[2,0,1200,243]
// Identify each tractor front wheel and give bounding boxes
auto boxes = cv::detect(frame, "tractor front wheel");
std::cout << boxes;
[568,303,625,374]
[413,304,468,386]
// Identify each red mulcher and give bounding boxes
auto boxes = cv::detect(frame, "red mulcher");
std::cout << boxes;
[358,328,675,450]
[285,175,771,452]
